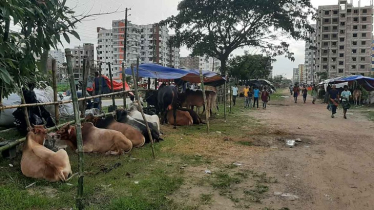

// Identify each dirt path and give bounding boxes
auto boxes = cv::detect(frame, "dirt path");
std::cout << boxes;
[248,89,374,210]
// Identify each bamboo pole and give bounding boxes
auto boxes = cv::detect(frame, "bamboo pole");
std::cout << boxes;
[229,82,232,113]
[199,69,210,133]
[0,89,148,110]
[52,59,59,124]
[80,57,89,118]
[66,49,84,210]
[98,63,103,110]
[224,74,227,121]
[132,59,155,159]
[121,62,127,108]
[17,80,31,129]
[107,62,116,108]
[0,112,116,153]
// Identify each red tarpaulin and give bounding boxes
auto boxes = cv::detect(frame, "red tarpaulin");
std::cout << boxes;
[87,76,132,94]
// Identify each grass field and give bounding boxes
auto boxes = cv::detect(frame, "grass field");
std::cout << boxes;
[0,95,288,210]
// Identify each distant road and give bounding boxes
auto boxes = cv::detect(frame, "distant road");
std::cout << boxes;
[101,97,143,107]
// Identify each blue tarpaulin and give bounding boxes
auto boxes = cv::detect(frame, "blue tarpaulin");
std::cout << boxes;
[125,64,225,84]
[330,75,374,91]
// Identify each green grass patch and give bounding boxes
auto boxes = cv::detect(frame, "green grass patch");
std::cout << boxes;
[199,193,213,205]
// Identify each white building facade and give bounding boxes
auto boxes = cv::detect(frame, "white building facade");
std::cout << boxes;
[49,49,65,68]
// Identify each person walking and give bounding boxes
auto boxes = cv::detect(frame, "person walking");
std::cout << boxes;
[253,86,260,109]
[261,87,270,109]
[311,84,318,104]
[302,85,308,103]
[341,85,352,119]
[243,85,250,108]
[232,84,239,106]
[329,85,340,118]
[293,84,300,103]
[289,84,293,95]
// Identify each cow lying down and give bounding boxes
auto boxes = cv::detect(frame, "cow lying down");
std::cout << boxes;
[85,114,145,148]
[21,125,72,182]
[115,109,163,143]
[128,102,160,132]
[167,109,193,126]
[56,122,132,155]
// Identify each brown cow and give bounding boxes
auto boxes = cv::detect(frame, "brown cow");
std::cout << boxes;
[85,114,145,148]
[56,122,132,155]
[21,125,72,182]
[167,109,193,126]
[179,89,217,117]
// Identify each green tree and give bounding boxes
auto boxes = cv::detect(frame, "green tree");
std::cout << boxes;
[0,0,81,99]
[162,0,315,76]
[228,53,274,80]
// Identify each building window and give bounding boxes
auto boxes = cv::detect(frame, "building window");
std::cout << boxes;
[340,38,345,42]
[323,26,329,31]
[340,30,345,34]
[352,41,357,46]
[360,65,365,69]
[333,10,338,14]
[354,9,358,14]
[352,49,357,53]
[323,50,328,54]
[323,65,328,69]
[323,58,328,61]
[361,57,365,61]
[361,41,366,45]
[353,33,357,37]
[339,46,344,50]
[339,61,344,65]
[353,25,358,30]
[341,14,346,18]
[340,22,345,26]
[362,33,367,37]
[324,19,329,23]
[361,49,366,53]
[362,17,367,21]
[352,57,357,61]
[325,10,330,15]
[362,25,367,29]
[347,9,352,13]
[339,53,344,57]
[332,18,338,23]
[352,65,356,69]
[333,26,338,30]
[323,34,329,39]
[332,50,337,54]
[353,17,358,21]
[323,42,328,46]
[339,69,344,73]
[363,9,367,13]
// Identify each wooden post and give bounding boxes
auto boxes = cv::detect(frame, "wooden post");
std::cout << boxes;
[51,59,59,124]
[80,57,89,118]
[132,58,155,159]
[122,62,127,108]
[199,69,210,133]
[17,80,31,129]
[107,62,116,107]
[65,49,84,210]
[98,62,103,110]
[229,80,232,113]
[224,74,227,121]
[148,78,151,90]
[155,78,158,90]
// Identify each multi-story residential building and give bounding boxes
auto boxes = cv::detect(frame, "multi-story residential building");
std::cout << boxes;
[97,21,180,80]
[70,43,95,80]
[315,0,373,79]
[198,57,221,73]
[305,24,316,84]
[298,64,305,84]
[180,57,200,70]
[293,68,300,84]
[49,49,65,68]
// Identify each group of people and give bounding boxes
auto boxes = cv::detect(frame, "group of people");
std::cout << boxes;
[291,84,318,104]
[232,84,271,109]
[290,83,352,119]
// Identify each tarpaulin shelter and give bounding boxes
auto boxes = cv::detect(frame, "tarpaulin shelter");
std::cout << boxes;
[87,75,130,92]
[125,64,225,86]
[328,75,374,91]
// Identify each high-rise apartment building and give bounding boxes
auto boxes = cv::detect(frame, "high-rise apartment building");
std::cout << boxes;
[298,64,305,84]
[315,0,373,78]
[97,21,180,80]
[49,49,65,68]
[70,43,95,80]
[180,57,200,70]
[304,24,316,84]
[293,68,300,84]
[198,57,221,73]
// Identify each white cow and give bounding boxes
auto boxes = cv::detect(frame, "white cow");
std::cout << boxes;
[128,103,160,132]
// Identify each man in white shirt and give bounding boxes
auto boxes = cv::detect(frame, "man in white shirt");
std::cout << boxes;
[232,84,239,106]
[340,85,352,119]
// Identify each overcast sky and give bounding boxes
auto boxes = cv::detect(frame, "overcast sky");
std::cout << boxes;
[55,0,374,79]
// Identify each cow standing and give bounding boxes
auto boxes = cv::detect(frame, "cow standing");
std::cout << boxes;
[21,125,72,182]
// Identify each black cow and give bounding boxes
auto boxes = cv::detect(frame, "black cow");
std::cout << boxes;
[115,109,163,143]
[145,84,178,129]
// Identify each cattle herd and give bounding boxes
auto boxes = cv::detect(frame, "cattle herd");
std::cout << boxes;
[20,84,216,182]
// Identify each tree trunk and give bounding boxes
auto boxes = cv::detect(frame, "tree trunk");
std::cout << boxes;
[220,58,227,121]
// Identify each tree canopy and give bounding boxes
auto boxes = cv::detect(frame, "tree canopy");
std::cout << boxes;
[162,0,315,74]
[0,0,80,98]
[228,53,274,80]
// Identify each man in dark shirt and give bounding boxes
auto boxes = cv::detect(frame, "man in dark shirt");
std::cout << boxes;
[329,85,340,118]
[93,72,108,109]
